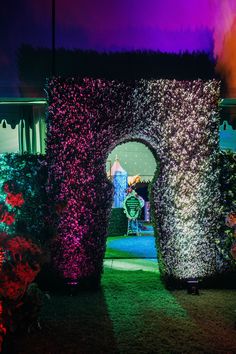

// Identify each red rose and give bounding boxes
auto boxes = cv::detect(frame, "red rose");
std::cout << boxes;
[1,212,15,225]
[5,193,24,208]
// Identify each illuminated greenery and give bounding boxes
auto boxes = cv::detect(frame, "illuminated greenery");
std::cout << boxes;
[46,77,220,285]
[6,267,236,353]
[216,150,236,269]
[0,153,47,244]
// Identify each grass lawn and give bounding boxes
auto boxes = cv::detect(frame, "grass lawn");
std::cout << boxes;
[5,267,236,354]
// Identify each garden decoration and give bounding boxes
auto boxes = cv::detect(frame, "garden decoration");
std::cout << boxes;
[123,190,144,236]
[46,77,221,286]
[123,190,144,220]
[128,175,141,187]
[111,157,128,208]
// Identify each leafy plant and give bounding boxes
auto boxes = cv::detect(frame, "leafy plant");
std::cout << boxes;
[0,173,43,351]
[216,151,236,269]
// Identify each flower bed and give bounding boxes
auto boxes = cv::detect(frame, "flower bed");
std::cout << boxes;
[0,155,46,351]
[0,154,48,244]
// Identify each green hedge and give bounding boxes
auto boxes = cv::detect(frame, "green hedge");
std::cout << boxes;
[107,208,128,236]
[0,153,49,246]
[217,150,236,270]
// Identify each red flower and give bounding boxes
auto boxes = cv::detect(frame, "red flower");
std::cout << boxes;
[15,263,39,284]
[1,212,15,225]
[3,183,10,193]
[5,193,24,208]
[6,236,41,261]
[0,280,24,301]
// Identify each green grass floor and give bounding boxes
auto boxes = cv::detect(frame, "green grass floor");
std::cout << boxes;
[6,266,236,354]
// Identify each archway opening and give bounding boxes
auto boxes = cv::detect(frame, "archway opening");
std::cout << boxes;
[104,141,159,272]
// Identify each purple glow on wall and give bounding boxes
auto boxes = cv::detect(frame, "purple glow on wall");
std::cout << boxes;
[26,0,216,52]
[1,0,236,96]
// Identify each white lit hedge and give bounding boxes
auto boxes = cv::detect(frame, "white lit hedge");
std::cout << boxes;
[46,78,221,284]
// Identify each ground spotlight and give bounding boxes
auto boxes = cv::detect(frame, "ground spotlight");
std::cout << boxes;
[187,279,199,295]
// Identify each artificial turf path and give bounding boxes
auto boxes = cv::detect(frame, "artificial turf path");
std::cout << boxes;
[5,267,236,354]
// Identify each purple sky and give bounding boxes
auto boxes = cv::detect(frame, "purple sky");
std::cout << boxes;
[1,0,236,96]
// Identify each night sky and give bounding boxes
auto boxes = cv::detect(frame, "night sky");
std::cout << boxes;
[1,0,236,96]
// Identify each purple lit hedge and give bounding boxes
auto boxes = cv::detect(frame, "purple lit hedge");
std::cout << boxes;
[46,78,220,284]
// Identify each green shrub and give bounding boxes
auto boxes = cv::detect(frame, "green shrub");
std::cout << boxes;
[217,150,236,269]
[107,208,128,236]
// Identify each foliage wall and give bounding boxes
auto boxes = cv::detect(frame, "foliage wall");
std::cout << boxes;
[0,154,48,245]
[46,77,221,284]
[0,154,47,349]
[107,208,128,237]
[216,151,236,270]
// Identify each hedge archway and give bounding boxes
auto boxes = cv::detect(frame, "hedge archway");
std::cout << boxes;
[46,78,220,286]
